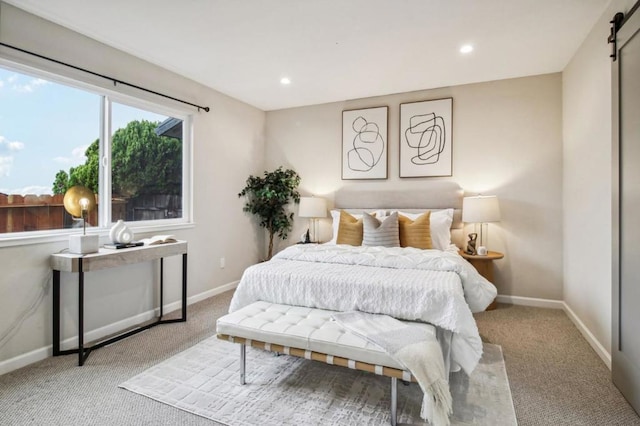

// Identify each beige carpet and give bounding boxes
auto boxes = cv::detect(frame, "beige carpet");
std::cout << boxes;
[0,291,639,425]
[475,304,640,425]
[120,336,515,425]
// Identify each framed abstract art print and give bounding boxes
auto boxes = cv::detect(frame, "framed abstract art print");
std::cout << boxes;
[342,106,388,180]
[399,98,452,177]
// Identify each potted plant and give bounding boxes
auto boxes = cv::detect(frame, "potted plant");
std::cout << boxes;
[239,167,301,260]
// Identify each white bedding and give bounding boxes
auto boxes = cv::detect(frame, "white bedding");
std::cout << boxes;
[229,244,497,374]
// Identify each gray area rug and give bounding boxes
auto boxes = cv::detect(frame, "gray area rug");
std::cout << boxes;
[120,337,516,425]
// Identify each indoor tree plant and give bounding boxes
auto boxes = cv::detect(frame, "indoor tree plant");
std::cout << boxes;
[239,167,301,260]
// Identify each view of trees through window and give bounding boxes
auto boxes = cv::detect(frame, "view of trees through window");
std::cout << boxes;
[0,65,184,234]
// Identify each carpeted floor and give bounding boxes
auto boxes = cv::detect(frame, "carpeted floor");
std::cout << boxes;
[0,291,639,425]
[475,304,640,425]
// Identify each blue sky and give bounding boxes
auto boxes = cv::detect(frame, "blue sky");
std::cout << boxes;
[0,66,168,195]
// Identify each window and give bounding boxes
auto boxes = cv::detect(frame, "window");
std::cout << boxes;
[111,103,183,223]
[0,62,190,237]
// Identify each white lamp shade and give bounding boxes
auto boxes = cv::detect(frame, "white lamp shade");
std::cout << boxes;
[298,197,327,218]
[462,195,501,223]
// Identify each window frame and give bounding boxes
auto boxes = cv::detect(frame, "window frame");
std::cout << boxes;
[0,58,194,247]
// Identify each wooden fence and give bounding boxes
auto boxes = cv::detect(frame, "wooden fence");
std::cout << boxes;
[0,193,179,233]
[0,194,98,233]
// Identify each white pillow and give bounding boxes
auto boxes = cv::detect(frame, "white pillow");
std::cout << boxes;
[396,209,454,250]
[328,209,386,244]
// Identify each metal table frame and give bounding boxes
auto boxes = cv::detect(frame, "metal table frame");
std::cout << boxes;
[51,242,187,366]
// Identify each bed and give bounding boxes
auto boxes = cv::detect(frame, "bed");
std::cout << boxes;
[226,182,497,424]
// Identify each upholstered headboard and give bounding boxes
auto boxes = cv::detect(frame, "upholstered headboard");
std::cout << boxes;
[333,181,464,247]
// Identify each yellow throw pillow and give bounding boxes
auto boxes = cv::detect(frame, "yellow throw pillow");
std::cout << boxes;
[336,210,374,246]
[398,211,433,249]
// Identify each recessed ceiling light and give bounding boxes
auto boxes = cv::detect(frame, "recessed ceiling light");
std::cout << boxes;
[460,45,474,54]
[280,77,291,85]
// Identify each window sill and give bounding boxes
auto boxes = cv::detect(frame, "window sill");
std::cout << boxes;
[0,221,195,248]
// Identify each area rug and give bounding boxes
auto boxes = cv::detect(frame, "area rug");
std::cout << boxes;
[120,336,517,425]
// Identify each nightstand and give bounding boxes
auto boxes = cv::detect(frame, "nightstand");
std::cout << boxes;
[459,250,504,311]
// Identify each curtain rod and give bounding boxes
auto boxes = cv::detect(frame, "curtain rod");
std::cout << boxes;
[0,42,210,112]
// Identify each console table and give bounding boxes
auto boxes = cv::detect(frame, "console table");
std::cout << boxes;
[51,241,188,366]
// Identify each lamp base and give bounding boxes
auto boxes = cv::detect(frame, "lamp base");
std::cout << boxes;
[69,234,99,254]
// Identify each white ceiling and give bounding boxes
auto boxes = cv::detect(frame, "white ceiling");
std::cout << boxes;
[7,0,609,111]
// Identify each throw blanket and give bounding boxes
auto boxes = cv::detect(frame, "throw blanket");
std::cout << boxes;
[230,244,497,374]
[333,311,452,426]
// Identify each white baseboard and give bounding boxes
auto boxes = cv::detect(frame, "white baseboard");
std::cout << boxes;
[0,345,53,377]
[0,280,239,376]
[496,294,564,309]
[561,302,611,370]
[496,294,612,370]
[157,279,240,316]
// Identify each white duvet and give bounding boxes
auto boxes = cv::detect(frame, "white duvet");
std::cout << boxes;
[229,244,497,374]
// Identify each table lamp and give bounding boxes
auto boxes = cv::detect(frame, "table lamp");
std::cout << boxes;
[462,195,501,256]
[64,185,99,254]
[298,196,327,243]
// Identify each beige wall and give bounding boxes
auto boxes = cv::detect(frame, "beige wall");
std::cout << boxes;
[562,0,637,358]
[1,0,624,373]
[0,3,265,368]
[266,73,564,300]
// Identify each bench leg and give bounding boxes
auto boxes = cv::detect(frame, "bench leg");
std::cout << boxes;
[240,344,246,385]
[390,377,397,426]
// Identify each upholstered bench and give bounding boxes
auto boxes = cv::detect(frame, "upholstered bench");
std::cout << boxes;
[217,301,429,426]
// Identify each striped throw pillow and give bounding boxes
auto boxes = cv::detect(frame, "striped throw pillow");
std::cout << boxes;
[398,211,433,249]
[362,211,400,247]
[336,210,366,246]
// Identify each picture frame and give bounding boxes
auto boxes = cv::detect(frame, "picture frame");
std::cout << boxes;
[342,106,388,180]
[399,98,453,177]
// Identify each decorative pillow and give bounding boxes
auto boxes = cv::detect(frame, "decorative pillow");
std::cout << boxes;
[329,210,342,244]
[329,209,383,244]
[336,211,366,246]
[362,212,400,247]
[398,209,453,250]
[398,212,432,249]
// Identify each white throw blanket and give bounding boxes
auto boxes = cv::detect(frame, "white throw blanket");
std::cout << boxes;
[230,244,497,374]
[333,311,452,426]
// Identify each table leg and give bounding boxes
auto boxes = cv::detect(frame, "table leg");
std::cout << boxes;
[182,253,187,321]
[78,258,84,366]
[53,270,60,356]
[159,258,164,318]
[390,377,398,426]
[240,344,246,385]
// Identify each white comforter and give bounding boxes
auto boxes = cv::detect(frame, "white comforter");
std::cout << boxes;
[229,244,497,374]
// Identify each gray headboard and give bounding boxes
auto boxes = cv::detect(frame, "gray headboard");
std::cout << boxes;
[333,181,465,247]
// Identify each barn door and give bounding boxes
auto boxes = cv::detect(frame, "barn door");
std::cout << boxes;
[613,2,640,414]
